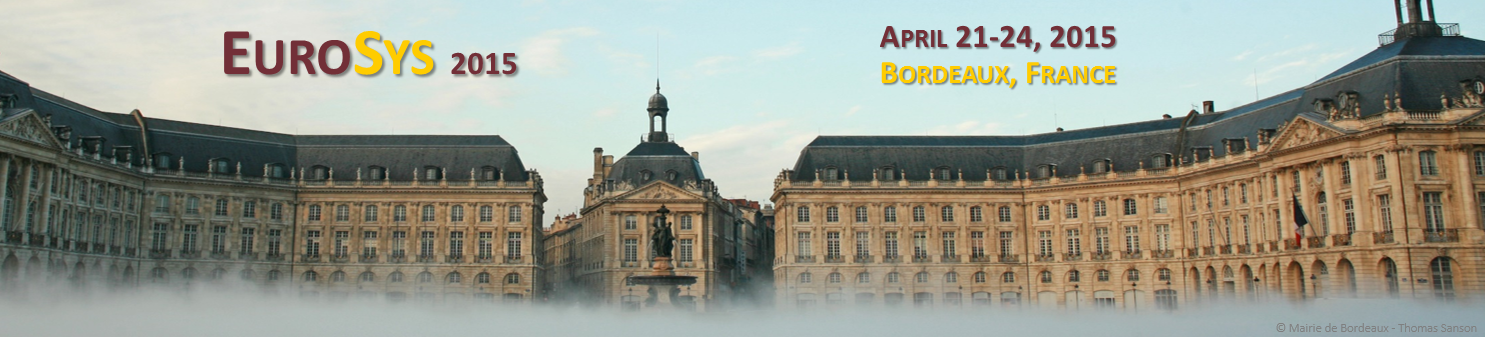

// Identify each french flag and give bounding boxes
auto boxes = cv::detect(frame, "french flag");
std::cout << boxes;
[1292,195,1309,242]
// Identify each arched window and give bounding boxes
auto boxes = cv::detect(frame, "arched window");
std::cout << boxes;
[1002,272,1015,283]
[991,167,1008,181]
[880,166,896,181]
[423,166,442,180]
[1036,165,1053,178]
[1040,271,1052,283]
[477,272,491,284]
[307,205,323,221]
[330,271,346,282]
[481,166,499,181]
[828,272,843,283]
[1157,268,1171,281]
[1430,257,1455,300]
[945,272,958,283]
[1068,270,1081,282]
[857,272,871,284]
[822,167,839,182]
[359,271,375,283]
[310,165,329,180]
[450,205,465,222]
[421,205,436,222]
[302,271,319,282]
[335,205,349,222]
[1127,269,1141,282]
[936,167,952,181]
[447,272,461,283]
[665,170,679,181]
[210,158,232,174]
[417,271,433,283]
[969,206,984,222]
[886,272,901,283]
[1091,159,1110,174]
[150,267,168,283]
[154,153,173,170]
[239,269,255,281]
[798,272,812,283]
[388,271,404,283]
[1096,269,1110,282]
[266,270,281,282]
[915,272,930,283]
[368,166,386,180]
[267,164,287,179]
[639,170,653,182]
[1151,153,1172,169]
[505,273,521,284]
[973,271,987,283]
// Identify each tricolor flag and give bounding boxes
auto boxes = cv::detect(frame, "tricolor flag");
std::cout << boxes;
[1291,195,1309,242]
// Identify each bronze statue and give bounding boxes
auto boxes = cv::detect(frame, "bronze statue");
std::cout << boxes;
[651,209,675,258]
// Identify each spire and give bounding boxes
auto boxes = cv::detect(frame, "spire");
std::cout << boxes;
[656,79,661,93]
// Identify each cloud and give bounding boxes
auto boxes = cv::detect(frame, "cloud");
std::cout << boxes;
[752,42,803,60]
[692,55,739,76]
[845,105,861,117]
[1231,49,1254,61]
[593,107,618,117]
[677,119,812,203]
[518,27,600,75]
[923,120,1002,135]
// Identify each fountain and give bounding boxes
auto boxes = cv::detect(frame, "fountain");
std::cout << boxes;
[625,205,697,310]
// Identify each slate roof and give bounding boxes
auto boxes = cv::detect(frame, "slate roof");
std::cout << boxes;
[0,75,529,181]
[607,141,705,187]
[791,35,1485,182]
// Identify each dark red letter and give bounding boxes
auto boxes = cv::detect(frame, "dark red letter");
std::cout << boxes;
[318,40,350,75]
[255,40,283,74]
[289,40,316,75]
[223,31,249,74]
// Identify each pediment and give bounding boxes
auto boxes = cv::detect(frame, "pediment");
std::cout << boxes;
[613,181,703,201]
[1454,109,1485,126]
[1266,116,1344,153]
[0,109,66,150]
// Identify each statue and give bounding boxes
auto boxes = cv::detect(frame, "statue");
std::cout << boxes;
[651,205,675,258]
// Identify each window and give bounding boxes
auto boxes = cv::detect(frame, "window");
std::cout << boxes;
[991,167,1008,181]
[858,272,872,284]
[1094,228,1109,254]
[154,195,170,213]
[969,231,985,257]
[333,231,349,256]
[1154,197,1168,214]
[1124,226,1140,252]
[211,158,232,174]
[1096,270,1110,282]
[362,231,378,256]
[823,167,838,182]
[887,272,900,283]
[884,232,899,258]
[450,205,465,222]
[799,272,813,284]
[1064,203,1079,219]
[1037,231,1053,257]
[393,205,407,222]
[476,272,491,284]
[368,166,386,180]
[1341,161,1352,184]
[448,231,464,256]
[1093,200,1107,217]
[270,203,283,221]
[941,232,956,256]
[335,205,349,222]
[854,231,870,257]
[911,231,928,257]
[1065,229,1081,256]
[1239,184,1249,204]
[825,232,841,258]
[912,206,925,222]
[364,205,378,222]
[479,206,493,222]
[417,272,433,283]
[916,272,930,283]
[969,206,983,222]
[505,273,521,285]
[1123,199,1137,215]
[1036,205,1050,221]
[150,224,168,250]
[796,232,813,257]
[1002,272,1015,283]
[828,272,842,284]
[945,272,958,283]
[1423,192,1445,233]
[1157,268,1172,281]
[307,205,322,221]
[388,271,403,283]
[881,167,897,181]
[243,201,257,218]
[447,272,461,284]
[506,232,523,258]
[482,166,499,181]
[182,225,199,251]
[624,215,637,230]
[303,271,318,282]
[213,199,230,217]
[1040,271,1053,283]
[186,197,201,215]
[826,206,839,222]
[1419,151,1439,176]
[846,206,866,223]
[1342,199,1356,234]
[267,229,282,255]
[507,206,522,222]
[1374,155,1387,179]
[1430,258,1455,300]
[937,206,954,222]
[1069,270,1082,282]
[309,166,329,180]
[680,215,692,230]
[997,206,1012,222]
[884,206,897,222]
[973,272,987,283]
[998,231,1013,257]
[424,166,442,180]
[210,226,227,253]
[390,231,406,257]
[936,167,952,181]
[419,231,434,257]
[1127,269,1141,282]
[797,206,811,222]
[679,239,694,262]
[623,239,638,262]
[1222,187,1230,206]
[477,232,493,257]
[330,271,346,283]
[421,205,436,222]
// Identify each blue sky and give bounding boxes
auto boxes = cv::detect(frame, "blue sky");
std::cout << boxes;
[3,0,1482,218]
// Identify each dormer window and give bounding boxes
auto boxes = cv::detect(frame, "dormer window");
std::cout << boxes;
[879,166,896,181]
[990,167,1008,181]
[640,170,653,182]
[666,170,679,181]
[423,166,442,180]
[1036,165,1055,178]
[935,167,952,181]
[267,163,287,179]
[153,153,173,169]
[210,158,232,174]
[481,166,499,181]
[369,166,386,180]
[823,167,839,182]
[1091,159,1110,174]
[310,165,330,180]
[1150,154,1172,169]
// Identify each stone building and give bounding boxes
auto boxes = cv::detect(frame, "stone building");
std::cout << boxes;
[0,70,547,303]
[540,84,772,311]
[771,3,1485,310]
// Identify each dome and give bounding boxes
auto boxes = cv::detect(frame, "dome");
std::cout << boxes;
[648,92,668,110]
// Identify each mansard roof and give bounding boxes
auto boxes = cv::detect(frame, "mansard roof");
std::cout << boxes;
[792,35,1485,182]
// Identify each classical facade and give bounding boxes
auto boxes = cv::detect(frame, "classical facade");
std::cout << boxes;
[772,5,1485,310]
[540,85,773,311]
[0,70,547,303]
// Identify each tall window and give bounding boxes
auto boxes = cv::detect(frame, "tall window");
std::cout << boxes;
[506,232,523,257]
[210,226,227,253]
[1374,155,1387,179]
[1064,203,1079,219]
[998,231,1013,257]
[450,205,465,222]
[243,201,256,218]
[1423,192,1445,233]
[214,199,229,217]
[239,228,255,255]
[150,223,168,250]
[478,232,493,257]
[623,238,638,262]
[1419,151,1439,176]
[969,206,983,222]
[1064,229,1082,256]
[267,229,282,255]
[448,231,464,256]
[154,195,170,213]
[940,206,954,222]
[479,205,494,222]
[1037,231,1053,257]
[1475,151,1485,176]
[970,231,985,257]
[335,205,350,222]
[1317,193,1330,236]
[1124,226,1140,252]
[825,206,839,222]
[884,232,899,258]
[797,206,811,222]
[998,206,1012,222]
[182,225,199,251]
[390,231,406,257]
[270,203,283,220]
[911,231,928,257]
[1340,161,1352,184]
[1154,197,1168,214]
[1094,227,1109,253]
[912,206,926,222]
[854,231,870,257]
[393,205,407,222]
[855,206,868,223]
[1430,258,1455,300]
[364,205,378,222]
[307,205,322,221]
[1241,216,1251,244]
[825,232,841,258]
[334,230,349,256]
[303,230,320,256]
[941,232,956,256]
[362,231,378,256]
[1123,199,1138,215]
[419,231,434,257]
[624,215,637,230]
[796,232,813,257]
[884,206,897,222]
[1036,205,1050,221]
[679,239,694,262]
[1342,199,1356,234]
[1154,224,1170,251]
[1093,200,1107,217]
[1222,187,1230,206]
[680,215,692,230]
[508,206,522,222]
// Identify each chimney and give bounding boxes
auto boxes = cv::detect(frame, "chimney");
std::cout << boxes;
[1202,101,1215,114]
[691,151,700,160]
[592,147,605,182]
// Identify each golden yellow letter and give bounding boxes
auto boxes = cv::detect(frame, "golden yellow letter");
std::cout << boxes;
[410,40,435,75]
[354,31,383,75]
[384,40,411,75]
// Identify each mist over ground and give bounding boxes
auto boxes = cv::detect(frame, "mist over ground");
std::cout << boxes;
[1,284,1479,337]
